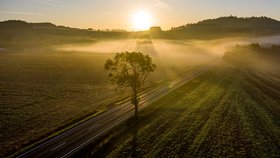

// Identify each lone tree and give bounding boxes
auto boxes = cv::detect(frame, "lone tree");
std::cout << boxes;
[105,51,156,121]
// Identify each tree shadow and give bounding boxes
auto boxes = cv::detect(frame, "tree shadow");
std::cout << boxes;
[132,120,139,158]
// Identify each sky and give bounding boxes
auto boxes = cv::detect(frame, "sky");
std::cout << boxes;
[1,0,280,30]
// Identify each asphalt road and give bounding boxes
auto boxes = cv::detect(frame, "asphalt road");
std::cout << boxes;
[17,65,214,158]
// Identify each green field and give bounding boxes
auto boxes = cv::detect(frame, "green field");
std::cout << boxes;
[2,37,280,157]
[84,64,280,157]
[1,16,280,158]
[0,51,120,156]
[0,39,215,156]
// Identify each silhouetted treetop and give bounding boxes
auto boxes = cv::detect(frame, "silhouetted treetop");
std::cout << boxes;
[223,43,280,66]
[0,20,69,30]
[0,20,31,29]
[171,16,280,35]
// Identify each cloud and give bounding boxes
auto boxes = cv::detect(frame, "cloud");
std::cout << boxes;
[153,0,170,9]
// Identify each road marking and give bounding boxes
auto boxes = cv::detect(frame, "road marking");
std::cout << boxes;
[51,142,66,151]
[61,117,128,158]
[17,109,118,157]
[87,124,100,131]
[122,106,133,111]
[17,65,215,158]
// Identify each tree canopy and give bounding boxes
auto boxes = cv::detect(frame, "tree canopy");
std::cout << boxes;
[105,52,156,93]
[171,16,280,35]
[104,52,156,120]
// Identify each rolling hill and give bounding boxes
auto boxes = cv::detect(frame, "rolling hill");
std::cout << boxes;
[171,16,280,35]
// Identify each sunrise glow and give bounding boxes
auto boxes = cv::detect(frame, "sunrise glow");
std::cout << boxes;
[133,11,152,30]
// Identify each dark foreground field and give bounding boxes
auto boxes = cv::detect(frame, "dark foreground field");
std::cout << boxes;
[80,64,280,158]
[0,39,214,156]
[1,38,280,157]
[0,51,121,156]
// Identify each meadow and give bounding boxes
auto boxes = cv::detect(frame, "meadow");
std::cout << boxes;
[0,51,117,156]
[0,39,216,156]
[83,63,280,158]
[1,35,280,156]
[1,14,280,158]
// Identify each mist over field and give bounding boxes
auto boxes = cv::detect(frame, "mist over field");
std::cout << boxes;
[1,0,280,156]
[56,35,280,61]
[1,33,280,157]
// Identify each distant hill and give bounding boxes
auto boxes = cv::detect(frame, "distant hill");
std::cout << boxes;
[170,16,280,35]
[2,16,280,35]
[0,20,130,48]
[0,20,74,30]
[1,16,280,45]
[0,20,31,29]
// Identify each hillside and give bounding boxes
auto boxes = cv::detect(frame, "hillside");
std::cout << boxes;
[1,16,280,48]
[170,16,280,36]
[0,20,76,30]
[0,20,129,48]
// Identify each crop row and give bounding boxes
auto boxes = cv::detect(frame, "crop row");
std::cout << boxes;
[89,66,280,157]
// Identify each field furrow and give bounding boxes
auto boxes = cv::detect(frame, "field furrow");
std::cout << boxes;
[90,65,280,158]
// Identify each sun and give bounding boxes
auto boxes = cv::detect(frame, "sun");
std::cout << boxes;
[133,11,152,31]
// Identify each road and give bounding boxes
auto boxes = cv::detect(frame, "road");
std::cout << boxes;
[16,64,214,158]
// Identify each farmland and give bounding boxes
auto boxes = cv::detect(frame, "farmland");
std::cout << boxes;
[83,64,280,157]
[1,5,280,157]
[1,37,280,157]
[0,39,215,156]
[0,51,119,156]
